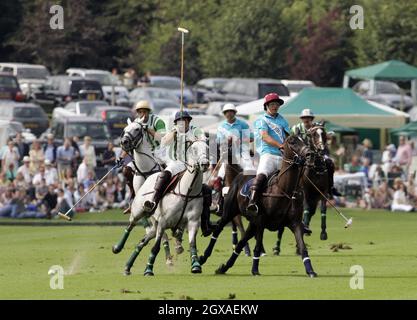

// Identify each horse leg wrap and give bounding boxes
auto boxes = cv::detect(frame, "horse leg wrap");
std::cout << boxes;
[301,252,315,275]
[225,250,240,269]
[115,229,130,252]
[125,244,143,270]
[232,231,238,247]
[303,209,311,226]
[163,241,171,259]
[251,255,260,275]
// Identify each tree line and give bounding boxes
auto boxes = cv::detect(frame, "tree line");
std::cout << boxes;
[0,0,416,86]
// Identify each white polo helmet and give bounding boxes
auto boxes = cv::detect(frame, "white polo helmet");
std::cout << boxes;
[300,108,314,119]
[135,100,152,111]
[222,103,237,113]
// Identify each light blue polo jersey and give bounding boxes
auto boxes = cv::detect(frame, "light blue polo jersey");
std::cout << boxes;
[216,118,251,144]
[254,112,290,156]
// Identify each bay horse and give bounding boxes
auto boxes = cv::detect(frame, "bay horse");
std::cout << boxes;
[200,135,318,277]
[273,123,330,256]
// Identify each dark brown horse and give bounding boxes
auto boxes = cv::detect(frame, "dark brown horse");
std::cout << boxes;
[200,135,317,277]
[273,124,330,255]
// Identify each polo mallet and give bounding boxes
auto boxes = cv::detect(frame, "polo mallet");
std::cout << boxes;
[177,27,189,113]
[58,163,121,221]
[304,174,353,228]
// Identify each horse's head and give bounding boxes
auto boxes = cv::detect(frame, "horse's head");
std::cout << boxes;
[120,118,144,152]
[186,140,210,173]
[308,123,327,153]
[283,135,312,165]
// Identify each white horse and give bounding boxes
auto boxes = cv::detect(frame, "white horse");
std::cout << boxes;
[113,119,178,266]
[113,139,210,275]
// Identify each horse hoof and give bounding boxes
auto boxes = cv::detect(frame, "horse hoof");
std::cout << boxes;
[124,269,131,276]
[191,266,202,274]
[251,271,261,276]
[215,264,227,275]
[245,251,251,257]
[112,245,121,254]
[166,257,174,266]
[320,232,328,241]
[273,249,280,256]
[307,272,318,278]
[144,271,154,276]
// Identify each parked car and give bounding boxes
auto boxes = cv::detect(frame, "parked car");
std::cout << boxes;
[0,73,26,102]
[52,100,109,119]
[204,78,290,103]
[48,116,112,162]
[159,108,219,131]
[193,78,229,103]
[0,119,37,144]
[90,106,133,139]
[280,80,316,97]
[0,63,50,97]
[0,101,49,137]
[353,80,414,111]
[149,76,194,106]
[65,68,129,106]
[33,76,105,111]
[129,87,180,114]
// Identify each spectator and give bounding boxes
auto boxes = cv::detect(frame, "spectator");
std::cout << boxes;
[14,133,29,162]
[43,133,57,164]
[344,155,361,173]
[32,165,46,186]
[360,158,371,187]
[371,165,386,188]
[41,185,58,218]
[63,180,76,209]
[74,184,90,212]
[14,172,27,189]
[0,188,25,218]
[35,178,48,201]
[1,140,19,174]
[17,156,32,185]
[77,157,89,185]
[361,139,373,165]
[102,141,116,172]
[44,160,58,187]
[391,178,415,212]
[395,136,412,175]
[51,188,74,219]
[387,165,405,189]
[79,136,96,172]
[62,167,77,189]
[57,138,76,180]
[5,163,17,182]
[29,139,45,175]
[382,144,396,176]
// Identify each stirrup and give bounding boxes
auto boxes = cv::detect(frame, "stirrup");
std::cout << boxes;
[143,200,156,213]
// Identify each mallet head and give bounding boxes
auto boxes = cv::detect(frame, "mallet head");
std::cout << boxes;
[177,27,189,34]
[58,212,72,221]
[344,218,353,228]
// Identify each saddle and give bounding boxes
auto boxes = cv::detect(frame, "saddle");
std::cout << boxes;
[162,171,185,197]
[240,170,280,198]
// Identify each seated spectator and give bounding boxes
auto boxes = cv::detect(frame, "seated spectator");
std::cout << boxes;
[0,188,26,218]
[74,184,90,212]
[391,178,415,212]
[61,167,77,189]
[41,185,58,218]
[76,158,89,185]
[63,180,76,208]
[5,163,17,182]
[44,160,58,187]
[1,140,19,174]
[387,165,405,189]
[17,156,32,185]
[371,165,386,188]
[14,172,28,189]
[51,188,74,219]
[102,142,116,172]
[344,155,361,173]
[35,178,48,201]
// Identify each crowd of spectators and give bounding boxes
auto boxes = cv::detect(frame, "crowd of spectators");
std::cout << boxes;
[330,136,417,212]
[1,131,417,219]
[0,133,130,219]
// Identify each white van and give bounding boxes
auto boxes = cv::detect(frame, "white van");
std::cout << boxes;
[0,63,50,95]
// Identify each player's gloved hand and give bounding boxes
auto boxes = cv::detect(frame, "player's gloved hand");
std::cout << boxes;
[116,157,124,167]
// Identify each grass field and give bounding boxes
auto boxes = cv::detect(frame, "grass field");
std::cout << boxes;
[1,208,417,300]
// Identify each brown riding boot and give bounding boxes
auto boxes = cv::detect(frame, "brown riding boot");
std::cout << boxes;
[201,184,216,237]
[246,174,267,216]
[325,159,341,197]
[123,166,135,214]
[143,170,172,213]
